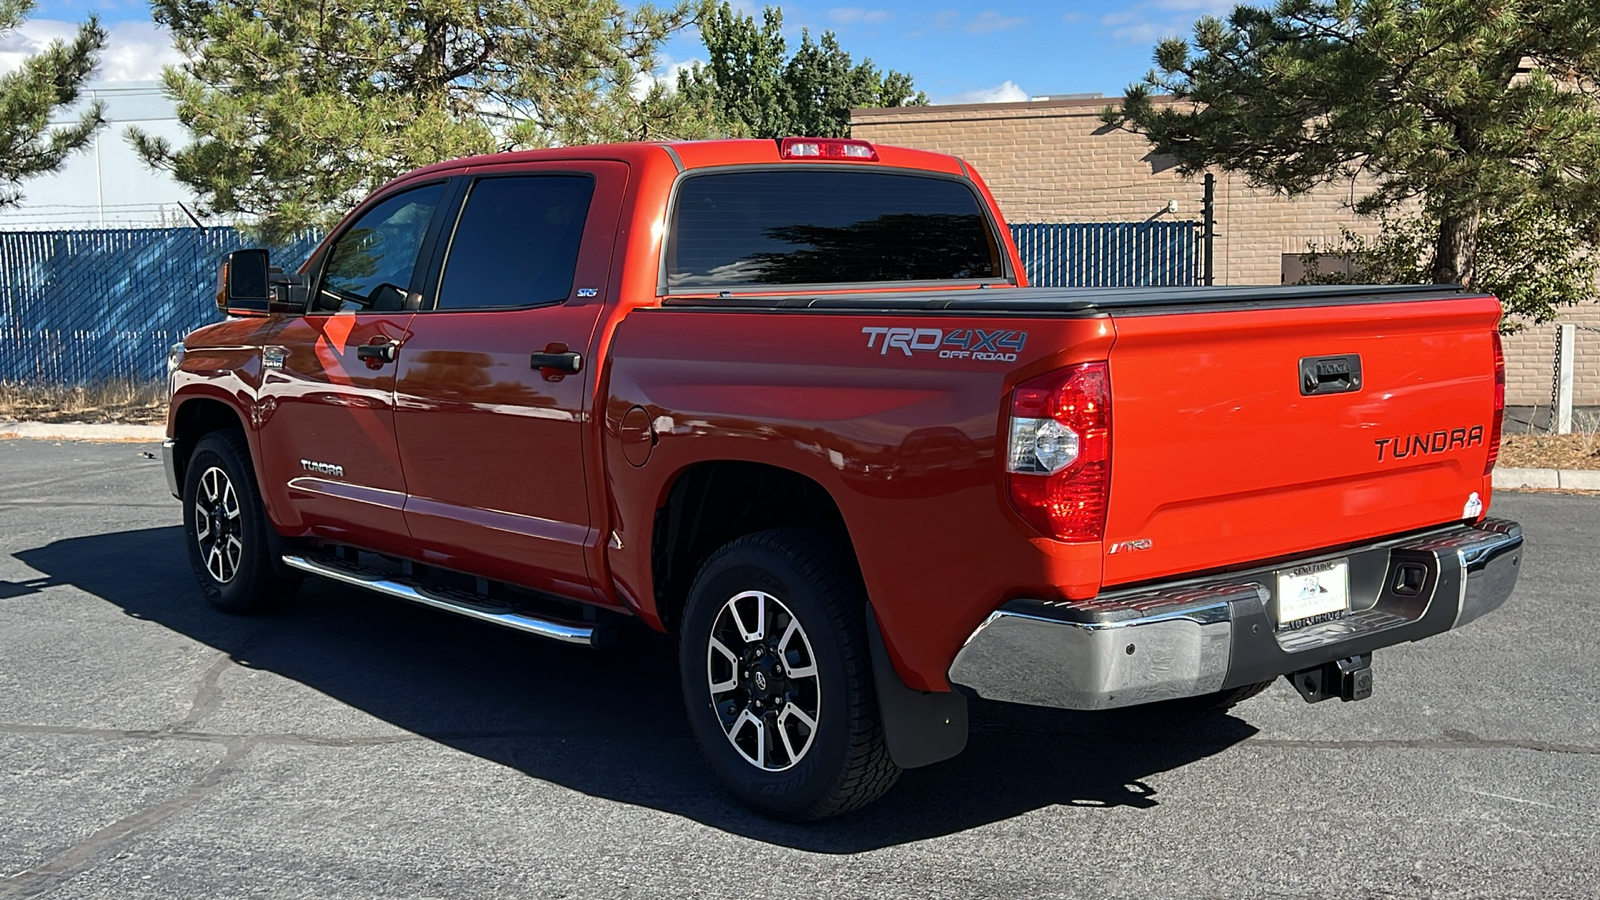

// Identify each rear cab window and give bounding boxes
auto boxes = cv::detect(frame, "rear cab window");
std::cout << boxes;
[665,169,1006,292]
[433,175,596,310]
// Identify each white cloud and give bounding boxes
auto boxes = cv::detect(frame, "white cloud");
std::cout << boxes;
[963,11,1027,34]
[829,7,893,26]
[1150,0,1236,10]
[0,18,181,82]
[99,21,183,82]
[1105,20,1170,44]
[942,80,1029,105]
[907,9,961,38]
[1100,1,1234,44]
[631,56,705,100]
[0,18,76,76]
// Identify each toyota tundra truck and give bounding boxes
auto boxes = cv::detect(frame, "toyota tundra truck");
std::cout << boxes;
[164,137,1523,820]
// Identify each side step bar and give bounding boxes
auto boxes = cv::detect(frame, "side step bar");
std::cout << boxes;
[281,554,600,647]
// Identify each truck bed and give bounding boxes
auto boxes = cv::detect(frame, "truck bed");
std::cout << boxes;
[611,282,1501,688]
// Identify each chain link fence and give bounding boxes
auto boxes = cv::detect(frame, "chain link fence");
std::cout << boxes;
[1543,323,1600,434]
[0,227,319,384]
[1507,320,1600,434]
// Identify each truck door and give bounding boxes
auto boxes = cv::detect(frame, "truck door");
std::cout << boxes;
[256,180,450,549]
[391,162,626,600]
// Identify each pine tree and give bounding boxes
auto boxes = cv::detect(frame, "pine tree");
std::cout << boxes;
[678,3,925,139]
[131,0,699,240]
[0,0,105,206]
[1103,0,1600,323]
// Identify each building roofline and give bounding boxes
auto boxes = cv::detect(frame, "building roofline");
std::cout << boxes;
[851,94,1176,122]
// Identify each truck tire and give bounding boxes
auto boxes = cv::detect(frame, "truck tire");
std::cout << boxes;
[181,430,300,614]
[678,528,900,820]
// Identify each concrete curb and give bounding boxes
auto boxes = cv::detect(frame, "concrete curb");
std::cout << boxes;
[1494,467,1600,490]
[0,421,165,442]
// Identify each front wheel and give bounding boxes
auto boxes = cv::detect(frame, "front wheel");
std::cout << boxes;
[678,528,899,820]
[182,430,300,614]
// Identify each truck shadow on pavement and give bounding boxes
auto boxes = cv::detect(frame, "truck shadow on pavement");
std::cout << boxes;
[15,526,1259,852]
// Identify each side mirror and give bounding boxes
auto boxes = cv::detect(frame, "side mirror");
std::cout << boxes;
[215,249,309,315]
[217,249,271,315]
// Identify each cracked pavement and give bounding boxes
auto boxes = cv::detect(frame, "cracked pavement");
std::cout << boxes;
[1,438,1597,899]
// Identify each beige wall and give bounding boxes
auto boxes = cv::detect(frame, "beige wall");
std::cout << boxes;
[852,98,1600,406]
[1502,319,1600,407]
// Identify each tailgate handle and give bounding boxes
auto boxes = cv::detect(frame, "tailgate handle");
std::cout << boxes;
[1299,354,1361,396]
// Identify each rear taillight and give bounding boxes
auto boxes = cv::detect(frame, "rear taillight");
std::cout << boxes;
[1006,362,1111,541]
[779,137,878,161]
[1485,330,1505,475]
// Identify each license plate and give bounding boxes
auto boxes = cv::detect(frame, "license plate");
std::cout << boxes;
[1275,559,1350,629]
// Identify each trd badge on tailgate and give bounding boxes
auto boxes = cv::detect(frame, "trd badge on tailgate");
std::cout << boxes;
[862,326,1027,361]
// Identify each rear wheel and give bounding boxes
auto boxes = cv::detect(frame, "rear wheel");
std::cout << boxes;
[679,528,899,820]
[182,430,300,614]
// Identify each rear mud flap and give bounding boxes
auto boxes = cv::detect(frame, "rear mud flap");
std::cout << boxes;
[867,604,968,769]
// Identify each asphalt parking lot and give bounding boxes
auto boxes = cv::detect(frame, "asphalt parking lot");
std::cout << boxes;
[1,438,1596,899]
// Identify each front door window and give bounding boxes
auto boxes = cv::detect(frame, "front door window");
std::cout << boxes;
[319,184,445,312]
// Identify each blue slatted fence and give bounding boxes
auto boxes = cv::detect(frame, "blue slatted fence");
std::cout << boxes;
[0,222,1200,385]
[0,228,319,384]
[1010,221,1202,288]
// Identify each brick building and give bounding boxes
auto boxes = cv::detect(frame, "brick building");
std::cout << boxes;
[851,96,1600,407]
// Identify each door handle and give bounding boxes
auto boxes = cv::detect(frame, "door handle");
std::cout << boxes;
[356,342,398,363]
[530,351,583,374]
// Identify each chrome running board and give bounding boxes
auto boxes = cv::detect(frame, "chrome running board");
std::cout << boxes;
[281,553,599,647]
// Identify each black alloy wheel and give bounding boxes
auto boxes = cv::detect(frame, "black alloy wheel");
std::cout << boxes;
[182,430,300,613]
[679,528,899,820]
[706,588,824,771]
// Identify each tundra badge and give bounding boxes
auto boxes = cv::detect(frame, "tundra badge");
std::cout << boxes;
[300,459,344,478]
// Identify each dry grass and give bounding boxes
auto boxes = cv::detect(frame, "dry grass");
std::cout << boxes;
[0,379,168,425]
[1501,412,1600,470]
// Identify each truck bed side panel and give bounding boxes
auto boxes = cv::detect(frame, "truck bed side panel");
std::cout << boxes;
[603,308,1114,691]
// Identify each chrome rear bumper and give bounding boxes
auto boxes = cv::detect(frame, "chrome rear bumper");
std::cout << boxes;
[947,519,1522,711]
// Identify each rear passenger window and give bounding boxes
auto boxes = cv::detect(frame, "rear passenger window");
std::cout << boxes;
[434,175,595,310]
[667,170,1004,289]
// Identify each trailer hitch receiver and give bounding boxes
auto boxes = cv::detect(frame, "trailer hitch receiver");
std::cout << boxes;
[1289,653,1373,703]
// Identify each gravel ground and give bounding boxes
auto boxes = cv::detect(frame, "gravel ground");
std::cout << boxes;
[1,439,1596,899]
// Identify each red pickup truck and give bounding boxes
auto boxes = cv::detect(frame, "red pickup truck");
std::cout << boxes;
[165,137,1523,820]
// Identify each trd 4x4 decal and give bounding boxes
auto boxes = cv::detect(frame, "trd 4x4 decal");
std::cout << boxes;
[861,326,1027,362]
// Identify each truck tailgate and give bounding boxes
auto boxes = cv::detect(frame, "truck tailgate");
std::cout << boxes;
[1101,294,1502,587]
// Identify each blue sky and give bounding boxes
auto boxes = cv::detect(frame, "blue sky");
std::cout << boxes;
[31,0,1235,102]
[661,1,1236,103]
